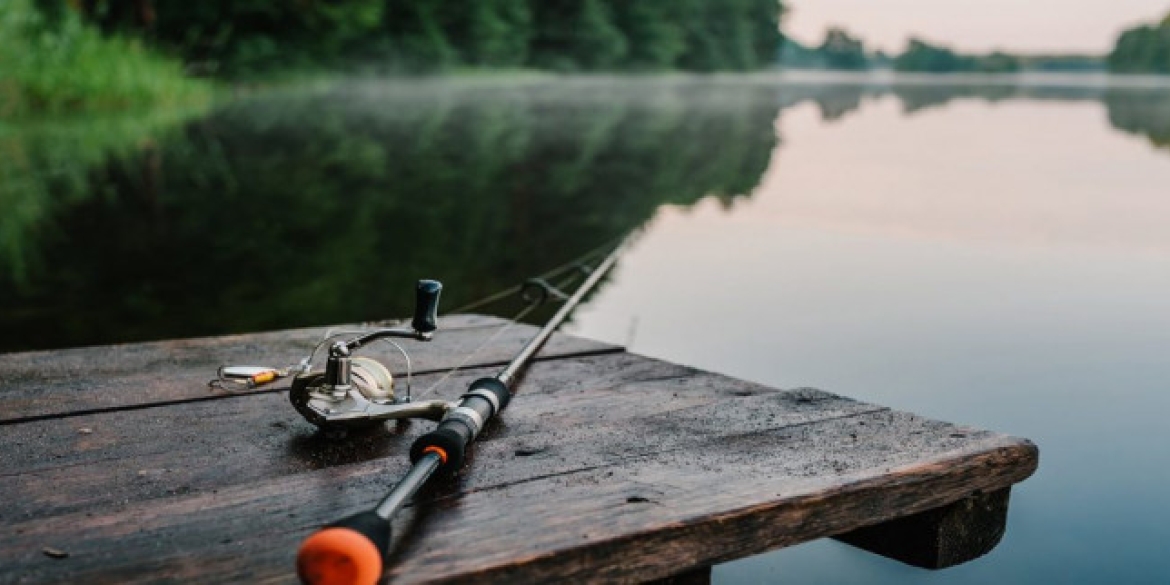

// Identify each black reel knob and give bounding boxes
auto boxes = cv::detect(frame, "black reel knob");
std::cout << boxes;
[412,280,442,334]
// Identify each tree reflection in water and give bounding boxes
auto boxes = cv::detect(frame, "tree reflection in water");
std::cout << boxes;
[3,76,1169,352]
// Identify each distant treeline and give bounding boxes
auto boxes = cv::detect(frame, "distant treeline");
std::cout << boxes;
[72,0,783,76]
[781,29,1103,74]
[895,39,1021,73]
[1109,12,1170,73]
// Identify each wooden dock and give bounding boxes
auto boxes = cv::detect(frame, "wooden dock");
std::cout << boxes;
[0,315,1038,583]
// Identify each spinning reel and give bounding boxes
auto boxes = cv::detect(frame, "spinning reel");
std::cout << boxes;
[288,280,454,431]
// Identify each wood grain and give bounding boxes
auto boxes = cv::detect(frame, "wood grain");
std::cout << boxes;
[0,320,1038,584]
[0,354,860,520]
[0,314,619,424]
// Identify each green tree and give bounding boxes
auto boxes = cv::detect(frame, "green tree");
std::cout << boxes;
[574,0,627,68]
[675,0,780,71]
[894,38,1021,73]
[464,0,532,67]
[611,0,685,70]
[60,0,787,75]
[77,0,387,75]
[1109,15,1170,74]
[530,0,628,70]
[819,27,867,70]
[749,0,785,67]
[895,38,973,72]
[977,51,1020,73]
[382,0,458,71]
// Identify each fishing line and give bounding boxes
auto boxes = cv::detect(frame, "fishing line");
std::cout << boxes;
[413,252,599,400]
[410,301,538,401]
[446,236,620,315]
[211,237,618,399]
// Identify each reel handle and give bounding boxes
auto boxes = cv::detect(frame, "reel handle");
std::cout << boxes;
[412,280,442,334]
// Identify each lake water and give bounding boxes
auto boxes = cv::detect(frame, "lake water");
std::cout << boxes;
[3,73,1169,582]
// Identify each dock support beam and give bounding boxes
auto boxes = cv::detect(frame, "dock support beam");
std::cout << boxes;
[834,488,1012,569]
[646,566,711,585]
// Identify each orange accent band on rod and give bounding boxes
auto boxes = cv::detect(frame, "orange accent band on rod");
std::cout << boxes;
[422,446,448,465]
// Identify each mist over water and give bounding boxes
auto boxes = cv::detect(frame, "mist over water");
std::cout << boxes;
[3,74,1170,582]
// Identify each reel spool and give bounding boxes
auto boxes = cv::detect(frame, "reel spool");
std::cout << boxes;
[349,357,394,402]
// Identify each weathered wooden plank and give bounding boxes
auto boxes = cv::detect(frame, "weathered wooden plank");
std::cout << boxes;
[834,487,1012,569]
[0,354,862,521]
[0,407,1035,584]
[0,322,1038,583]
[0,349,1037,583]
[0,314,619,424]
[381,421,1034,583]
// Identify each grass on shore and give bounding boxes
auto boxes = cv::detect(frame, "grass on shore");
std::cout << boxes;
[0,0,212,117]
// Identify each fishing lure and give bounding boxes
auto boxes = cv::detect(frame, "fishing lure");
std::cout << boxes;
[210,365,287,390]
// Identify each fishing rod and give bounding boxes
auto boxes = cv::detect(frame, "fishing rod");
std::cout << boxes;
[294,237,629,585]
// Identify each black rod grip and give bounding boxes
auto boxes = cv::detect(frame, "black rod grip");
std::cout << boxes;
[409,391,501,475]
[411,426,469,473]
[412,279,442,334]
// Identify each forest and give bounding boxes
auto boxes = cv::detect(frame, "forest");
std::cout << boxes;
[1109,12,1170,73]
[2,0,785,115]
[71,0,784,76]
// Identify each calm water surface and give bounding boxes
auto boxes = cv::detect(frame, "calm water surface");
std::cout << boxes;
[3,74,1169,582]
[570,78,1170,584]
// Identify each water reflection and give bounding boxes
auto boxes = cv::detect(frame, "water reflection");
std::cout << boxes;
[0,79,780,351]
[1106,88,1170,149]
[567,78,1170,585]
[0,109,204,288]
[2,76,1170,353]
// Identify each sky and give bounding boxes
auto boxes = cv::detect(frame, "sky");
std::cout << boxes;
[785,0,1170,54]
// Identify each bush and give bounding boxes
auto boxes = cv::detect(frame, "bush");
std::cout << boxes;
[0,0,211,116]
